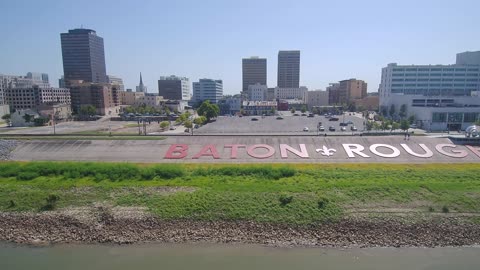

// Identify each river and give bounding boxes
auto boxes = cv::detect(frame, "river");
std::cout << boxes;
[1,243,479,270]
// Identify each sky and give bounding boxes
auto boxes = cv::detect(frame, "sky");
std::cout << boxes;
[0,0,479,95]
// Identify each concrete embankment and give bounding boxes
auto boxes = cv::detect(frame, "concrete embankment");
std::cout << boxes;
[6,136,480,163]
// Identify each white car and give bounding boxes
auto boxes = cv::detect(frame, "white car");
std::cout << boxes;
[319,126,325,131]
[340,126,346,131]
[303,127,309,132]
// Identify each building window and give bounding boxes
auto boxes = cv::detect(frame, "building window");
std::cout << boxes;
[464,113,479,123]
[432,112,447,122]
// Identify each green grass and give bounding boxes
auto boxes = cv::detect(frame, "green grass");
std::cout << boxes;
[0,162,479,224]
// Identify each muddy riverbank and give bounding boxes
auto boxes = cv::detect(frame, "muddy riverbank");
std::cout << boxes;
[1,211,479,248]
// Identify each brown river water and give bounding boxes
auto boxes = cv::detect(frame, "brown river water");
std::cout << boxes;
[1,243,479,270]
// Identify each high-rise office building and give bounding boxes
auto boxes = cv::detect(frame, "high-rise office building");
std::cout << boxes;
[60,28,107,84]
[158,75,190,100]
[242,57,267,93]
[277,50,300,88]
[192,79,223,104]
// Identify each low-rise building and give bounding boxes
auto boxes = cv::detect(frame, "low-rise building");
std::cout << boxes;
[328,79,367,105]
[247,84,267,101]
[119,91,145,105]
[192,78,223,104]
[242,100,277,116]
[134,94,166,108]
[4,86,71,110]
[69,81,120,116]
[305,90,328,110]
[10,109,41,127]
[218,95,242,115]
[274,86,308,100]
[353,96,379,111]
[37,103,72,122]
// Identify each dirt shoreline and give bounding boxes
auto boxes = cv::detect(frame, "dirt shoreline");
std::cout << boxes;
[1,212,479,248]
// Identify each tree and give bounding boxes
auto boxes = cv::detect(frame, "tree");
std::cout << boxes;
[399,104,407,118]
[290,108,296,113]
[23,113,33,123]
[348,102,356,112]
[160,121,169,130]
[2,114,11,126]
[270,107,276,115]
[366,121,373,131]
[389,104,396,117]
[408,115,415,125]
[194,116,206,125]
[372,122,381,131]
[300,105,307,113]
[400,119,409,132]
[391,122,400,132]
[381,106,388,117]
[197,100,219,122]
[34,117,48,126]
[80,105,96,116]
[381,121,389,131]
[184,120,193,129]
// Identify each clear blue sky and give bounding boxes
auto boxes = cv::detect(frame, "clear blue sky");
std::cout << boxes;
[1,0,478,94]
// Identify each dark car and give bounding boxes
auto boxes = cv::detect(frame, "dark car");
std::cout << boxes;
[301,113,307,116]
[251,117,259,121]
[329,126,336,131]
[308,113,314,117]
[276,116,284,120]
[339,122,347,126]
[329,117,339,121]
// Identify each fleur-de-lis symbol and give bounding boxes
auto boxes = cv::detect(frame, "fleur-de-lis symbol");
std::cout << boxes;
[316,145,337,157]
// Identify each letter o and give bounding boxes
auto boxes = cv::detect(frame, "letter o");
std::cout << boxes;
[247,144,275,159]
[369,144,401,158]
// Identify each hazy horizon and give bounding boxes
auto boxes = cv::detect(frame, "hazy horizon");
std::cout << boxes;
[1,0,479,94]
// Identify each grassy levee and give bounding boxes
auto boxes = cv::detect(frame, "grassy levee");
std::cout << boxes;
[0,162,479,225]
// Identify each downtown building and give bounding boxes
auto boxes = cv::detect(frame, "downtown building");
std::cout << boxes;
[60,28,107,84]
[192,79,223,104]
[1,73,70,111]
[328,79,367,105]
[69,81,120,116]
[277,50,300,88]
[379,51,480,131]
[242,56,267,96]
[107,75,125,91]
[158,75,190,100]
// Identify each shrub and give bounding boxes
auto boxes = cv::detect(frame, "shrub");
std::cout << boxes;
[41,194,60,211]
[442,206,449,213]
[317,197,329,209]
[428,206,435,212]
[16,171,39,181]
[8,200,15,208]
[279,194,293,206]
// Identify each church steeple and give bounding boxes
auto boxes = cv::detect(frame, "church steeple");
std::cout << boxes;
[136,72,147,93]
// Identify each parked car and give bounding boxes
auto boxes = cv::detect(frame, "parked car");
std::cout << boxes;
[303,127,309,132]
[351,126,358,131]
[339,122,348,126]
[301,113,307,116]
[251,117,259,121]
[276,116,284,120]
[346,120,354,125]
[308,113,314,117]
[184,128,190,133]
[293,113,300,116]
[329,117,339,121]
[319,126,325,131]
[340,126,346,131]
[169,126,176,130]
[329,126,336,131]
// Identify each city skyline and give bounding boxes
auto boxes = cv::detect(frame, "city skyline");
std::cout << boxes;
[1,0,479,95]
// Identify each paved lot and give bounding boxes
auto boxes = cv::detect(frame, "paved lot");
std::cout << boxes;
[195,112,366,135]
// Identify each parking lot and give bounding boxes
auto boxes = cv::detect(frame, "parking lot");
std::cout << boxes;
[195,112,366,135]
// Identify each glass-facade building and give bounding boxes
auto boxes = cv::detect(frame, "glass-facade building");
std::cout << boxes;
[60,29,107,84]
[192,79,223,104]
